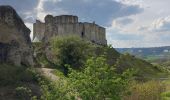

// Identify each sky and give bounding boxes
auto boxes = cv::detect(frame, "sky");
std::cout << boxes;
[0,0,170,48]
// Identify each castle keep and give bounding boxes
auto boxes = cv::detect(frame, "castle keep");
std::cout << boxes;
[33,15,107,45]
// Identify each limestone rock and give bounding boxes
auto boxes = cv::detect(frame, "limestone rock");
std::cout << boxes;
[0,6,34,66]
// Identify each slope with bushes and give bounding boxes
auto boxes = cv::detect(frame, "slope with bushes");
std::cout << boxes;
[32,36,170,99]
[0,64,41,100]
[34,36,166,78]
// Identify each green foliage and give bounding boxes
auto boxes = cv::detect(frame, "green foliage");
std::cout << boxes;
[67,56,132,100]
[115,53,167,79]
[0,64,38,86]
[95,45,120,65]
[50,36,95,71]
[161,91,170,100]
[0,64,41,99]
[39,56,132,100]
[124,81,165,100]
[33,35,169,100]
[37,72,69,100]
[15,86,32,99]
[33,42,52,67]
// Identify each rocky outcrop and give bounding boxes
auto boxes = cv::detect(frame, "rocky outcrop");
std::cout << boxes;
[0,6,34,66]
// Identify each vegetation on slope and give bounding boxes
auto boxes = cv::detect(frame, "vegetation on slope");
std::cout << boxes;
[39,56,132,100]
[50,36,95,71]
[0,64,41,99]
[31,36,170,99]
[115,53,168,79]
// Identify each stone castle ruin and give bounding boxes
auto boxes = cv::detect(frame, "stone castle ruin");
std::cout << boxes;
[33,15,107,45]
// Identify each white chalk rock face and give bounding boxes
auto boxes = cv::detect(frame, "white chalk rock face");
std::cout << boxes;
[0,6,34,66]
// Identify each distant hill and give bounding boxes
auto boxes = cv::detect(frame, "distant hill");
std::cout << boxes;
[116,46,170,64]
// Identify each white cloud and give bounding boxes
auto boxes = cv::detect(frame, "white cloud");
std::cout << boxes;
[35,0,48,22]
[137,16,170,34]
[149,16,170,32]
[111,39,170,48]
[25,22,33,41]
[115,0,144,6]
[35,0,67,22]
[1,0,170,47]
[106,0,170,47]
[110,17,134,31]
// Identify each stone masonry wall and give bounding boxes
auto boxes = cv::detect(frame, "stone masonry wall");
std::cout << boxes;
[33,15,107,45]
[33,20,45,41]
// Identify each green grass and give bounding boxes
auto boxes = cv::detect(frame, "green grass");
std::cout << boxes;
[116,54,169,80]
[124,80,165,100]
[0,64,37,86]
[52,69,66,78]
[160,78,170,100]
[161,91,170,100]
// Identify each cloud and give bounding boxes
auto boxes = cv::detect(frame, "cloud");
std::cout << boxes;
[0,0,38,23]
[115,0,144,6]
[106,27,144,48]
[106,31,142,41]
[43,0,143,26]
[111,17,133,29]
[25,22,33,40]
[1,0,170,48]
[149,16,170,32]
[137,26,147,31]
[137,16,170,33]
[111,39,170,48]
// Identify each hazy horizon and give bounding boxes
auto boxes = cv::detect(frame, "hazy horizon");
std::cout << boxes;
[0,0,170,48]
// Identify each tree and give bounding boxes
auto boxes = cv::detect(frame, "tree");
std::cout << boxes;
[50,35,95,74]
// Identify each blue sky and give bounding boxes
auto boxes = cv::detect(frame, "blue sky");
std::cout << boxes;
[0,0,170,48]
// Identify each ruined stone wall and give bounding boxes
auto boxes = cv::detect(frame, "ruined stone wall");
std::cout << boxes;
[54,15,78,23]
[33,20,45,41]
[33,15,107,45]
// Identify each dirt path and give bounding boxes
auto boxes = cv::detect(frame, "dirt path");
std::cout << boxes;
[36,68,59,82]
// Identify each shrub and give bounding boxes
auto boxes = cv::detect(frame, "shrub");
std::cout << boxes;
[67,56,132,100]
[0,64,38,86]
[50,35,95,74]
[161,91,170,100]
[39,56,132,100]
[15,86,32,99]
[0,64,21,85]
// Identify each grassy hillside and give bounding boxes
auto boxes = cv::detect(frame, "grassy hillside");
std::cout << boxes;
[23,36,170,99]
[0,64,41,100]
[33,36,168,79]
[115,54,168,79]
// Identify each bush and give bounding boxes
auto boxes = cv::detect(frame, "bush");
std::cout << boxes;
[0,64,38,86]
[15,86,32,99]
[161,91,170,100]
[39,56,132,100]
[95,45,120,65]
[67,56,132,100]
